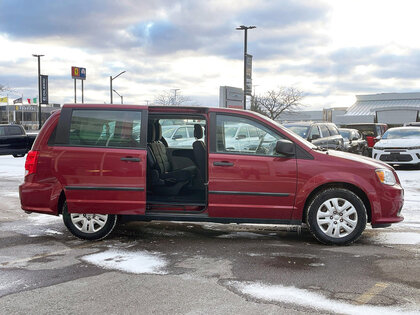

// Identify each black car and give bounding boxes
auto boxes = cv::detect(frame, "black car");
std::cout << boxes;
[340,123,388,155]
[0,124,37,157]
[338,128,369,156]
[283,122,344,150]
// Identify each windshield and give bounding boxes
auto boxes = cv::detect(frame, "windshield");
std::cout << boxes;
[162,126,177,138]
[382,128,420,139]
[339,130,351,139]
[225,126,239,138]
[283,125,310,138]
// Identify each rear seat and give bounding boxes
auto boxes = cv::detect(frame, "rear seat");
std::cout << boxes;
[147,122,196,195]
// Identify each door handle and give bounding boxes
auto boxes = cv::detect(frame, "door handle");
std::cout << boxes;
[120,157,141,162]
[213,161,234,167]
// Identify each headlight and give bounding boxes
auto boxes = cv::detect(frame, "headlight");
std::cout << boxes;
[375,169,396,185]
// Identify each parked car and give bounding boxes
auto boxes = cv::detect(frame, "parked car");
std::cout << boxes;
[372,127,420,167]
[283,122,344,151]
[403,122,420,127]
[340,123,388,155]
[338,128,369,156]
[20,104,404,245]
[161,124,196,148]
[0,124,37,157]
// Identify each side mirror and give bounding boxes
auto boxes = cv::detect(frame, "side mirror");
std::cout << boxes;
[236,134,246,140]
[275,139,295,156]
[173,134,183,140]
[310,134,320,141]
[352,136,358,141]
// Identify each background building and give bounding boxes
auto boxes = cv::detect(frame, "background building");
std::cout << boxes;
[0,104,60,130]
[335,93,420,126]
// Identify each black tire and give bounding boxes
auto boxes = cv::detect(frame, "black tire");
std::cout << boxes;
[62,201,118,240]
[306,188,367,245]
[362,147,369,157]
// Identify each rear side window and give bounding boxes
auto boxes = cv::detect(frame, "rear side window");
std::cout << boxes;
[7,126,23,135]
[69,110,142,148]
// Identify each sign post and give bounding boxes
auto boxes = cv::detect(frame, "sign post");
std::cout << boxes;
[40,75,48,104]
[71,66,86,103]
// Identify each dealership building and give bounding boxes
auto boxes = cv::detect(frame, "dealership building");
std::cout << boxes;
[0,104,60,130]
[334,92,420,126]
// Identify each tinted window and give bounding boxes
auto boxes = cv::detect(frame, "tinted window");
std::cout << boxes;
[7,126,23,136]
[0,126,5,136]
[69,109,142,148]
[319,125,330,137]
[216,115,282,156]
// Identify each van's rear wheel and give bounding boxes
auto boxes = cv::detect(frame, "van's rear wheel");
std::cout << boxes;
[306,188,367,245]
[62,201,117,240]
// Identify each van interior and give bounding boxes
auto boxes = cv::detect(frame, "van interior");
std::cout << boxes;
[146,114,207,212]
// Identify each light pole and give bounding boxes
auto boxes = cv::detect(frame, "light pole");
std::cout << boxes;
[110,71,126,104]
[236,25,256,110]
[112,89,123,104]
[171,88,180,105]
[32,54,44,129]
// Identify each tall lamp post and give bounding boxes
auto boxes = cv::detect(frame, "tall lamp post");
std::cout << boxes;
[110,71,126,104]
[32,54,44,129]
[171,88,180,105]
[236,25,256,110]
[112,89,123,104]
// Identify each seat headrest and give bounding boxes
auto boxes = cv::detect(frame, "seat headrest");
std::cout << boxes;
[194,124,203,139]
[147,122,155,142]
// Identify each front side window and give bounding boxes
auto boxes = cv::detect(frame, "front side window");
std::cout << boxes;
[308,126,320,139]
[216,115,282,156]
[319,125,330,137]
[69,109,142,148]
[7,126,23,136]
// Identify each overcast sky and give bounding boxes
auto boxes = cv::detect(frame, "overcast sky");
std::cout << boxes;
[1,0,420,109]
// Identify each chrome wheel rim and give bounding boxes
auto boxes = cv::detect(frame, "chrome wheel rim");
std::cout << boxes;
[70,214,108,233]
[316,198,358,238]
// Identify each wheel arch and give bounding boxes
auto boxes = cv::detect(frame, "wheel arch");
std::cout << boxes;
[302,182,372,223]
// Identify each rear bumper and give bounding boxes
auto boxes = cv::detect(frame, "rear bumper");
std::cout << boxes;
[19,179,60,215]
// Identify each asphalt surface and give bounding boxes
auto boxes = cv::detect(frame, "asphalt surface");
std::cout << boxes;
[1,174,420,314]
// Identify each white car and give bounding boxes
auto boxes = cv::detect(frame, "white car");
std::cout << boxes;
[372,127,420,166]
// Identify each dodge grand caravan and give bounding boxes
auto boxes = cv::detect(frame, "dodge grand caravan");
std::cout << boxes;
[19,104,404,245]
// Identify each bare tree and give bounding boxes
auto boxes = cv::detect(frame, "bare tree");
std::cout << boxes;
[253,87,304,120]
[154,90,191,106]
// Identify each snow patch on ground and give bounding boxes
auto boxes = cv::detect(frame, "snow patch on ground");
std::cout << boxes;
[82,250,167,274]
[232,281,419,315]
[396,170,420,229]
[373,232,420,245]
[27,214,62,225]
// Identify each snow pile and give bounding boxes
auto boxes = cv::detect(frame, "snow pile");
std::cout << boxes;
[82,250,167,274]
[0,155,25,180]
[232,282,418,315]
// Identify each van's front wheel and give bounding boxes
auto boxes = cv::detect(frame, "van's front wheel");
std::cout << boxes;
[62,202,117,240]
[306,188,367,245]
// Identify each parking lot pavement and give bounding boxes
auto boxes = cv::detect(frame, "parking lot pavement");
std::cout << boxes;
[0,156,419,314]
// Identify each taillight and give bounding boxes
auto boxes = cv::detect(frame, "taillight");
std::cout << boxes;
[25,150,39,176]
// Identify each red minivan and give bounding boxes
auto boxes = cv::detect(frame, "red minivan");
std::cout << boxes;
[19,104,404,245]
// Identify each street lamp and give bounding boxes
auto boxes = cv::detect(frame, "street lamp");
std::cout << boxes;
[32,54,44,129]
[112,89,123,104]
[171,88,180,105]
[110,71,126,104]
[236,25,256,110]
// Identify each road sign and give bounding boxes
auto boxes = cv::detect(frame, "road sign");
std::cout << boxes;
[245,54,252,96]
[71,66,86,80]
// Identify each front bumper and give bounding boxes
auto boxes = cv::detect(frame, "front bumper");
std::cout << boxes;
[372,148,420,165]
